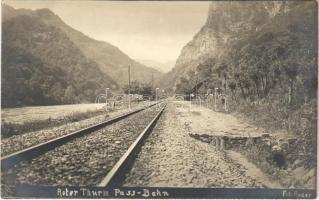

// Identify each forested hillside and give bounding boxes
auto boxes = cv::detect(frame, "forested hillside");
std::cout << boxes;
[173,2,317,165]
[2,5,162,87]
[2,5,162,107]
[2,14,117,107]
[176,2,317,101]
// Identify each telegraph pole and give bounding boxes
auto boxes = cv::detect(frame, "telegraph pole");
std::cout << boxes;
[156,88,159,104]
[151,72,154,100]
[128,65,131,109]
[214,88,218,111]
[151,72,154,88]
[105,88,109,108]
[195,77,198,97]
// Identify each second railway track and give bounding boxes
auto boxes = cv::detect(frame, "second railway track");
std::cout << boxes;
[2,102,166,187]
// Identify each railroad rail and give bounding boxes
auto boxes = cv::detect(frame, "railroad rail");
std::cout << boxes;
[98,103,166,187]
[1,102,163,171]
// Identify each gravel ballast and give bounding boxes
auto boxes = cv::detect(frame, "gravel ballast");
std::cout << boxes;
[2,104,164,187]
[1,103,152,156]
[123,101,277,188]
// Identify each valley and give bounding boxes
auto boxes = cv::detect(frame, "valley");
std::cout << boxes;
[1,1,317,198]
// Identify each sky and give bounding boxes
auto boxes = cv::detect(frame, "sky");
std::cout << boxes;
[4,0,210,68]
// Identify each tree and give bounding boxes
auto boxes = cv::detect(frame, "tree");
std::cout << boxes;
[228,81,237,97]
[50,82,64,103]
[284,62,298,105]
[122,81,153,96]
[64,85,77,104]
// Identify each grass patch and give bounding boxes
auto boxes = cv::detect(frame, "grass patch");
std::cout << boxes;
[1,109,105,139]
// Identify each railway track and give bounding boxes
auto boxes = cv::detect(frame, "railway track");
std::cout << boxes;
[1,101,163,171]
[98,104,166,187]
[2,102,166,189]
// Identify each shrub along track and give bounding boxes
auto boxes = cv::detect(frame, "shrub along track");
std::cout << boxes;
[2,103,165,189]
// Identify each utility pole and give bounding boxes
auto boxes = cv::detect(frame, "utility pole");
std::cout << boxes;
[195,76,198,97]
[105,88,109,108]
[128,65,131,109]
[156,88,159,104]
[151,73,154,88]
[214,88,218,111]
[151,72,154,100]
[224,96,227,112]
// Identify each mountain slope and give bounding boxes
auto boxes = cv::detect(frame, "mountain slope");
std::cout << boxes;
[168,1,317,173]
[159,1,304,90]
[3,5,162,86]
[2,12,118,107]
[137,59,176,73]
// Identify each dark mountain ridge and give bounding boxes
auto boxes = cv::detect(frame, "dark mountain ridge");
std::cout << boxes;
[2,5,162,86]
[2,13,117,107]
[2,5,162,107]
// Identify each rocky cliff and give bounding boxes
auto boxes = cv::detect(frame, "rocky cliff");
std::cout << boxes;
[160,1,302,90]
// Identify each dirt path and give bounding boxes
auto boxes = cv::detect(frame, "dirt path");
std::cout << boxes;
[178,101,268,137]
[124,101,281,188]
